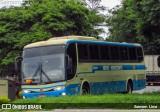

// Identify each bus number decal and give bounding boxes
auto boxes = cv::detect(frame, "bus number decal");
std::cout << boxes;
[110,66,123,70]
[103,66,110,71]
[103,65,123,71]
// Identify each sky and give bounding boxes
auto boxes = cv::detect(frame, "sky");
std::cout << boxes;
[101,0,121,10]
[0,0,121,38]
[100,0,121,38]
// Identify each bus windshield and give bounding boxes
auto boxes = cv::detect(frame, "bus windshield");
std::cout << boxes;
[22,45,65,84]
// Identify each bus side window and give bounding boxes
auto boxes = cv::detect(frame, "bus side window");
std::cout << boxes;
[120,47,128,61]
[67,43,77,80]
[158,56,160,67]
[128,47,137,61]
[137,47,143,61]
[99,45,110,61]
[89,44,100,61]
[77,43,89,61]
[110,46,119,61]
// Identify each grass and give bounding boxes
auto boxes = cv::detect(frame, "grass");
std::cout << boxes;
[2,92,160,111]
[14,92,160,104]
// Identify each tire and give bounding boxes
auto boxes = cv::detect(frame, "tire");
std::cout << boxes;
[147,83,151,86]
[127,81,133,93]
[153,83,160,86]
[82,83,90,95]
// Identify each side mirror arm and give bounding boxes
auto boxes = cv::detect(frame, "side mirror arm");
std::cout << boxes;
[15,56,23,72]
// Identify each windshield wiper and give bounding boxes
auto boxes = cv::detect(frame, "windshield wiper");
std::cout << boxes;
[32,62,40,78]
[41,70,51,82]
[23,61,52,84]
[31,62,51,83]
[40,63,51,83]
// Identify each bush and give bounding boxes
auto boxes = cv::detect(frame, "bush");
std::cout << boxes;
[0,96,10,104]
[18,91,22,99]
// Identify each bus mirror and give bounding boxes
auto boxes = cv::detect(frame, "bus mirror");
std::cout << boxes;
[158,56,160,67]
[15,56,22,73]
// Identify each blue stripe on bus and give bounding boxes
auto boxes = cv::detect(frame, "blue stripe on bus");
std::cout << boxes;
[136,65,145,70]
[77,65,145,75]
[90,79,146,94]
[66,40,141,47]
[22,79,146,98]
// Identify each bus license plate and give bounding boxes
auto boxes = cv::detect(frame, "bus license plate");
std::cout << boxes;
[39,94,46,98]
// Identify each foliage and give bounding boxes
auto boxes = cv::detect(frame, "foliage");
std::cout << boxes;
[0,96,10,104]
[107,0,160,54]
[14,92,160,103]
[0,0,105,76]
[12,93,160,109]
[81,0,106,12]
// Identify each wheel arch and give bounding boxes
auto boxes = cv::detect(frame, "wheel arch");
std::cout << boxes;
[126,78,133,91]
[80,80,90,95]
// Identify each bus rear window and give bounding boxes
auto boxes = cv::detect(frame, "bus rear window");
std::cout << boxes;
[137,47,143,61]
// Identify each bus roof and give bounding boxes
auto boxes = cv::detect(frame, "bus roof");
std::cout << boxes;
[24,35,141,49]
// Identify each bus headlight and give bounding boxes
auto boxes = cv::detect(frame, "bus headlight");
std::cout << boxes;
[62,92,66,96]
[23,90,30,93]
[54,86,65,91]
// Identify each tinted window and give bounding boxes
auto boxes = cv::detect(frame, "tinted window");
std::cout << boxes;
[128,47,137,61]
[110,46,119,60]
[78,44,89,61]
[100,45,110,60]
[137,47,143,61]
[23,45,65,58]
[42,45,65,55]
[67,43,77,80]
[89,44,100,60]
[120,47,128,60]
[23,48,41,58]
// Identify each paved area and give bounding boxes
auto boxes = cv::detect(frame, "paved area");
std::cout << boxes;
[22,110,160,112]
[52,109,160,112]
[133,85,160,94]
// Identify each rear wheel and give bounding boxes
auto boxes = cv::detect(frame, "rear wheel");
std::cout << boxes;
[127,81,133,93]
[153,83,160,86]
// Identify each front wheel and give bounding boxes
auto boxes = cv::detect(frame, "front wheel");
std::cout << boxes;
[82,83,90,95]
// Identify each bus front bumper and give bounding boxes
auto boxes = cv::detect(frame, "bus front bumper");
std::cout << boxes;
[22,84,80,98]
[22,89,67,99]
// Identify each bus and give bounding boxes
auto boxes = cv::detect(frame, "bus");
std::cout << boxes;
[16,35,146,98]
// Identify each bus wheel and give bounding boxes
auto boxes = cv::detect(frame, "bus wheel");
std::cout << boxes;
[127,80,133,93]
[147,83,151,86]
[82,82,90,95]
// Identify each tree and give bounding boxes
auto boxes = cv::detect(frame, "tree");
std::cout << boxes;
[81,0,103,11]
[106,0,160,54]
[0,0,105,76]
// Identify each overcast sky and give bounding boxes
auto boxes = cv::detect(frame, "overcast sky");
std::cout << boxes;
[101,0,121,9]
[100,0,121,38]
[0,0,121,8]
[0,0,121,38]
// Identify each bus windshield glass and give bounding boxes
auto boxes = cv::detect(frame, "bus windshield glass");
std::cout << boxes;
[22,45,65,84]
